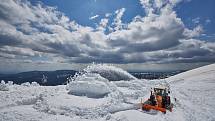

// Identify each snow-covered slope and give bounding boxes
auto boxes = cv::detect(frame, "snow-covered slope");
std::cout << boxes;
[0,64,215,121]
[167,63,215,82]
[166,64,215,121]
[112,64,215,121]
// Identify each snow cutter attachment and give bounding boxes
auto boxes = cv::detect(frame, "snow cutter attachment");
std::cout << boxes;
[141,86,173,114]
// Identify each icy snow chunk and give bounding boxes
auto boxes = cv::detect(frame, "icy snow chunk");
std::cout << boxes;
[0,80,9,91]
[8,81,13,86]
[31,82,40,86]
[21,82,31,86]
[68,73,111,98]
[21,82,40,86]
[83,64,136,81]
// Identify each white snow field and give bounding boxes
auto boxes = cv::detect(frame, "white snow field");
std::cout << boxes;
[0,64,215,121]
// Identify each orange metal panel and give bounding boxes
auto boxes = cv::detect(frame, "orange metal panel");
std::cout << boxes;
[142,104,166,113]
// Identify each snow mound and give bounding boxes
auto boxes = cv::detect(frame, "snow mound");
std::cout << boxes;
[67,64,136,98]
[0,80,9,91]
[67,73,114,98]
[21,82,40,87]
[167,63,215,82]
[31,82,40,86]
[83,64,136,81]
[21,82,31,86]
[7,81,13,86]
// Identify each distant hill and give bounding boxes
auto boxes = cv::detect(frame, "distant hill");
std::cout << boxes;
[0,69,186,86]
[129,70,186,80]
[0,70,77,86]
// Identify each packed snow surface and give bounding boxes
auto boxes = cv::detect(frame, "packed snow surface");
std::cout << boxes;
[0,64,215,121]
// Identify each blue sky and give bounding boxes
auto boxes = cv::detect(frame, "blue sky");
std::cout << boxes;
[0,0,215,73]
[31,0,145,27]
[176,0,215,40]
[29,0,215,39]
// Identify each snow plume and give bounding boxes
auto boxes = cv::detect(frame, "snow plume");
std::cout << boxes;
[80,63,136,81]
[67,64,136,98]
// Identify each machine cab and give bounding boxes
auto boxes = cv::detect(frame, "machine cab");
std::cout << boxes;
[154,87,169,96]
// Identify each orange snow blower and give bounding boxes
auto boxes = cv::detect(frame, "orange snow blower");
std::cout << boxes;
[141,86,173,114]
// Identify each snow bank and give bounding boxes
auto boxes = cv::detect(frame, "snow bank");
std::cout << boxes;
[0,80,9,91]
[21,82,40,86]
[8,81,14,86]
[67,64,136,98]
[21,82,31,86]
[68,73,112,98]
[83,64,136,81]
[31,82,40,86]
[68,80,111,98]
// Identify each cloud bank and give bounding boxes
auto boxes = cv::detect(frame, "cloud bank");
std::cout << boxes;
[0,0,214,72]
